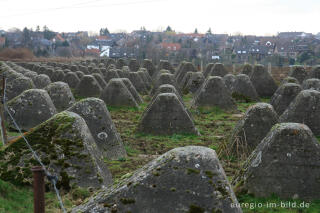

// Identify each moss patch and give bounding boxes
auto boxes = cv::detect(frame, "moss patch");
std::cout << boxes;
[188,204,205,213]
[120,197,135,205]
[0,112,85,189]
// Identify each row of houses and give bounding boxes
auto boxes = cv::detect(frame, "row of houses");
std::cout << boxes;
[232,35,320,62]
[1,28,320,62]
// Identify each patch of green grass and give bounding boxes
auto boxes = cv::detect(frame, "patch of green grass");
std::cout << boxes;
[238,194,320,213]
[73,92,87,102]
[0,179,33,212]
[105,156,152,180]
[182,93,193,104]
[261,98,271,103]
[0,170,86,212]
[107,95,257,180]
[45,186,94,213]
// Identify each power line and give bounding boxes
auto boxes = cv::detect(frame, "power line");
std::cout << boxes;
[0,0,106,18]
[69,0,169,9]
[0,0,168,18]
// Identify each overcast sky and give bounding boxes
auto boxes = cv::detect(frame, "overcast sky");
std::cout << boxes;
[1,0,319,35]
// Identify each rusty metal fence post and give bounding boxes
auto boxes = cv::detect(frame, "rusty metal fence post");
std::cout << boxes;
[32,166,45,213]
[0,75,7,145]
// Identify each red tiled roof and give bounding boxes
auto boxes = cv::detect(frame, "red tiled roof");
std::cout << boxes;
[160,42,181,51]
[55,34,65,42]
[97,35,109,40]
[85,49,100,54]
[175,33,205,38]
[0,37,5,44]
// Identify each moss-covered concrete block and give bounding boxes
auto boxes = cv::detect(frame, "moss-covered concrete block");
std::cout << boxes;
[0,111,112,190]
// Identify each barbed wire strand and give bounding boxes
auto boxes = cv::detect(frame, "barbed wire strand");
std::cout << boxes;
[2,76,67,213]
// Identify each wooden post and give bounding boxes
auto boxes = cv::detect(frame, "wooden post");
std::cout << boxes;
[0,75,7,145]
[32,166,45,213]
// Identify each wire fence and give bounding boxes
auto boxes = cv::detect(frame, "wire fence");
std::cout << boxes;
[2,76,67,213]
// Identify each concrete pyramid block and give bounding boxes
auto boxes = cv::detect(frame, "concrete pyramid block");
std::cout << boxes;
[119,78,143,104]
[51,70,65,82]
[137,70,152,90]
[93,73,107,89]
[75,71,84,79]
[63,72,80,89]
[6,89,57,131]
[209,63,228,77]
[185,72,205,94]
[232,123,320,200]
[139,93,199,135]
[0,111,112,189]
[250,65,278,97]
[308,65,320,79]
[128,59,140,72]
[128,72,149,95]
[100,78,138,108]
[34,74,51,89]
[176,62,197,86]
[180,71,193,92]
[280,76,299,86]
[67,98,126,160]
[72,146,242,213]
[289,66,307,83]
[151,73,179,95]
[279,89,320,136]
[116,58,127,69]
[193,76,237,111]
[270,83,302,115]
[6,76,35,101]
[302,78,320,91]
[223,74,236,92]
[75,75,102,98]
[104,69,120,83]
[45,82,75,112]
[158,60,175,74]
[142,59,156,77]
[240,64,253,76]
[233,74,260,102]
[203,63,215,77]
[230,103,278,153]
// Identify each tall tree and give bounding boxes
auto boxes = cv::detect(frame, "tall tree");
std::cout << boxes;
[140,26,146,31]
[99,28,110,36]
[43,26,56,40]
[165,26,173,32]
[194,28,198,34]
[207,28,212,34]
[43,25,49,32]
[22,27,31,46]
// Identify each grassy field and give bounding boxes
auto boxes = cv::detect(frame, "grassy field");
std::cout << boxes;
[0,94,320,212]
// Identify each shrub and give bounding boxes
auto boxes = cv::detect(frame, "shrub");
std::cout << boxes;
[0,48,34,60]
